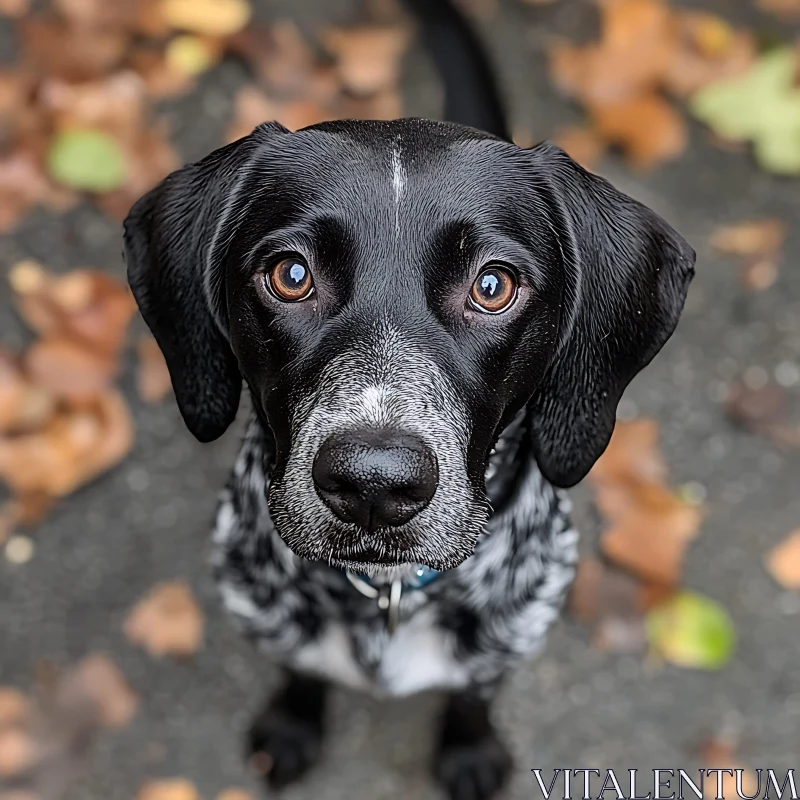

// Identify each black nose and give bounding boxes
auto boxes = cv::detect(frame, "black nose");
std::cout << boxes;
[312,429,439,530]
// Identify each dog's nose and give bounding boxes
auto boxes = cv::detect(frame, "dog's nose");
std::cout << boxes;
[313,430,439,530]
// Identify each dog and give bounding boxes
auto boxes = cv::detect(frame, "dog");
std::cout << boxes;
[123,1,695,797]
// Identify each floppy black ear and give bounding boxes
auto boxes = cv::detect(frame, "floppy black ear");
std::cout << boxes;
[525,143,695,488]
[123,123,287,442]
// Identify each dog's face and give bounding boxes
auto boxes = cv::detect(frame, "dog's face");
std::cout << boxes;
[124,119,694,571]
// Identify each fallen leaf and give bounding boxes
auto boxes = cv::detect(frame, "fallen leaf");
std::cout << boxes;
[590,418,667,485]
[646,590,735,669]
[226,87,330,142]
[160,0,251,36]
[136,337,172,404]
[164,34,221,77]
[138,779,201,800]
[549,0,677,104]
[58,655,137,728]
[757,0,800,17]
[0,728,37,777]
[724,380,800,447]
[589,93,687,169]
[765,530,800,590]
[590,420,702,587]
[600,483,702,586]
[691,48,800,175]
[322,25,410,96]
[124,582,204,659]
[710,219,786,256]
[664,12,755,98]
[217,791,255,800]
[24,338,117,404]
[47,129,127,192]
[0,689,30,729]
[0,348,55,434]
[0,390,134,498]
[553,126,607,170]
[741,256,779,292]
[0,0,30,17]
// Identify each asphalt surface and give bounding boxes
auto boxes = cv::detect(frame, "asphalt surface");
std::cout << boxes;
[1,1,800,798]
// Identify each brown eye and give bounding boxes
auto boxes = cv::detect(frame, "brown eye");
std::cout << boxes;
[268,257,313,301]
[469,267,517,313]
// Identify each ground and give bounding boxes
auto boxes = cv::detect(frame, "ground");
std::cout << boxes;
[1,0,799,798]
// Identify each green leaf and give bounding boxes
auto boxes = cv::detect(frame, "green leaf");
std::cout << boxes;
[690,48,800,175]
[646,591,735,670]
[47,130,127,192]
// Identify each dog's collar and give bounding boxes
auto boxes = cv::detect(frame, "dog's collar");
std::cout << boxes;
[345,565,441,634]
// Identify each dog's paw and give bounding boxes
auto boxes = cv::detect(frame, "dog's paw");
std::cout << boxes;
[434,734,512,800]
[247,706,323,789]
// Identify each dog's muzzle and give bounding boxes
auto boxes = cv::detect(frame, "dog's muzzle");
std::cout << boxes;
[312,428,439,531]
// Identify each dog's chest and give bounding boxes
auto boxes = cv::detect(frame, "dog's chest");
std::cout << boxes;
[290,607,470,696]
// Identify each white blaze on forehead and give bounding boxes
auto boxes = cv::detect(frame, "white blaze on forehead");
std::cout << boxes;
[391,136,405,237]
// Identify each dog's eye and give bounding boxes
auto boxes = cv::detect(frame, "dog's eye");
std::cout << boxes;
[268,257,314,301]
[469,267,517,314]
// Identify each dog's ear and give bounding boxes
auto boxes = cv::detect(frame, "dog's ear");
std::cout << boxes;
[124,123,287,442]
[525,142,695,488]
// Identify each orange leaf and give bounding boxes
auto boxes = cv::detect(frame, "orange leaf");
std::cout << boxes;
[0,348,55,434]
[0,689,30,729]
[322,25,410,96]
[765,530,800,590]
[553,126,607,170]
[217,791,256,800]
[589,93,687,169]
[24,338,117,404]
[124,582,204,659]
[59,655,138,728]
[590,418,667,485]
[0,728,37,777]
[137,780,201,800]
[136,337,172,404]
[710,219,786,257]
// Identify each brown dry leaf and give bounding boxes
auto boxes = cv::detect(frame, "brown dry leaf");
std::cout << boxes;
[58,655,137,728]
[322,25,410,96]
[160,0,251,37]
[341,87,403,121]
[590,418,667,485]
[124,582,204,659]
[217,791,255,800]
[0,728,37,777]
[0,791,40,800]
[0,0,30,17]
[664,11,755,98]
[12,266,137,357]
[0,689,30,729]
[590,419,702,586]
[710,219,786,256]
[137,337,172,404]
[24,338,117,404]
[589,93,687,169]
[227,87,330,142]
[725,380,800,447]
[600,484,703,585]
[0,348,55,434]
[549,0,677,104]
[0,389,134,498]
[765,530,800,590]
[138,780,200,800]
[20,17,129,82]
[757,0,800,17]
[741,256,779,292]
[553,126,607,170]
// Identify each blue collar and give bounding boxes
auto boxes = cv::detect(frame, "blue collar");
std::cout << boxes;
[346,564,441,594]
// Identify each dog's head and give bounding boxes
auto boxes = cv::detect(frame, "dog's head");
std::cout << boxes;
[124,119,694,571]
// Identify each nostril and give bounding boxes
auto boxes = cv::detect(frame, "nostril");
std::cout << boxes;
[312,429,439,529]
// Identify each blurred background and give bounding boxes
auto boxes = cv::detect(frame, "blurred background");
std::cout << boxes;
[1,0,799,799]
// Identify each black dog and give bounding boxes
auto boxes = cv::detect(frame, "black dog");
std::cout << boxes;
[124,1,694,797]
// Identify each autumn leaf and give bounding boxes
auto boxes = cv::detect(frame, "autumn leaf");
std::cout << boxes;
[710,219,786,257]
[124,582,204,659]
[217,791,255,800]
[47,129,127,192]
[647,590,735,669]
[0,728,37,777]
[0,689,30,729]
[58,655,138,728]
[725,379,800,449]
[553,126,607,170]
[160,0,251,37]
[136,337,172,404]
[691,48,800,175]
[138,779,201,800]
[322,25,410,96]
[0,348,55,434]
[764,530,800,590]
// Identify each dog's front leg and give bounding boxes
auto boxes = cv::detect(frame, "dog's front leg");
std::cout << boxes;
[247,670,327,789]
[433,684,513,800]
